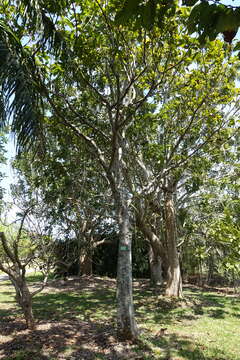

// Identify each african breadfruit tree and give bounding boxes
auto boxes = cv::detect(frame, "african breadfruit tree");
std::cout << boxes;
[0,0,240,337]
[0,0,183,339]
[155,42,240,297]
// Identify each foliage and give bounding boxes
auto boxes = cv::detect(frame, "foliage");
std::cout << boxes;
[0,221,33,260]
[115,1,240,47]
[0,131,7,208]
[180,156,240,284]
[0,203,55,270]
[115,0,177,30]
[92,226,149,278]
[187,1,240,45]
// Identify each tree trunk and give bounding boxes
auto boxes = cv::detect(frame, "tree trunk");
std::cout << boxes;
[21,286,35,330]
[10,277,22,304]
[116,197,138,340]
[10,275,35,329]
[207,254,214,285]
[136,214,164,286]
[109,128,138,341]
[164,187,182,297]
[79,252,92,276]
[149,245,163,286]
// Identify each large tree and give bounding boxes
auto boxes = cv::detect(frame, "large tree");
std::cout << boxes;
[0,0,190,339]
[1,0,239,337]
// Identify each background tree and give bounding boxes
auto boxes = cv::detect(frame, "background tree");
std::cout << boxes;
[0,203,55,329]
[0,0,185,339]
[127,39,240,296]
[12,128,114,277]
[181,149,240,286]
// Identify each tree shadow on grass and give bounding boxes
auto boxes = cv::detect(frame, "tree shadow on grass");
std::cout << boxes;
[0,308,17,320]
[0,282,11,288]
[43,275,116,292]
[141,331,229,360]
[0,319,232,360]
[0,318,26,336]
[0,279,237,360]
[0,291,15,300]
[33,287,116,322]
[0,297,20,321]
[188,290,240,320]
[134,284,240,325]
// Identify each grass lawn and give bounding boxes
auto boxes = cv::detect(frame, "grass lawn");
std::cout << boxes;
[0,275,239,360]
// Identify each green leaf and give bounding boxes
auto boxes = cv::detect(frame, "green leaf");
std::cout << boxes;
[233,41,240,52]
[182,0,198,6]
[115,0,141,24]
[215,9,240,33]
[0,20,20,43]
[187,2,207,34]
[142,0,156,30]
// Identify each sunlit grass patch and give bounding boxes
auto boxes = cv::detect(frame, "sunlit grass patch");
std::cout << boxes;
[0,280,17,318]
[34,285,116,322]
[134,286,240,360]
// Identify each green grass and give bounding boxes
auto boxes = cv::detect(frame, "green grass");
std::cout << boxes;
[33,289,116,322]
[0,275,239,360]
[0,279,17,318]
[133,287,240,359]
[26,271,56,283]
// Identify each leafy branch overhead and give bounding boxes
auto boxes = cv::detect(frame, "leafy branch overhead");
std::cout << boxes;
[115,0,240,47]
[187,1,240,45]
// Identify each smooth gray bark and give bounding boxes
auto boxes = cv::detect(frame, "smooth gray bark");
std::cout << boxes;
[164,187,183,297]
[136,213,164,286]
[116,194,138,340]
[111,130,138,340]
[149,245,163,286]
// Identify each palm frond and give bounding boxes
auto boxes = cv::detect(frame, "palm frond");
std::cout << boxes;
[0,2,70,153]
[0,37,45,153]
[16,0,67,55]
